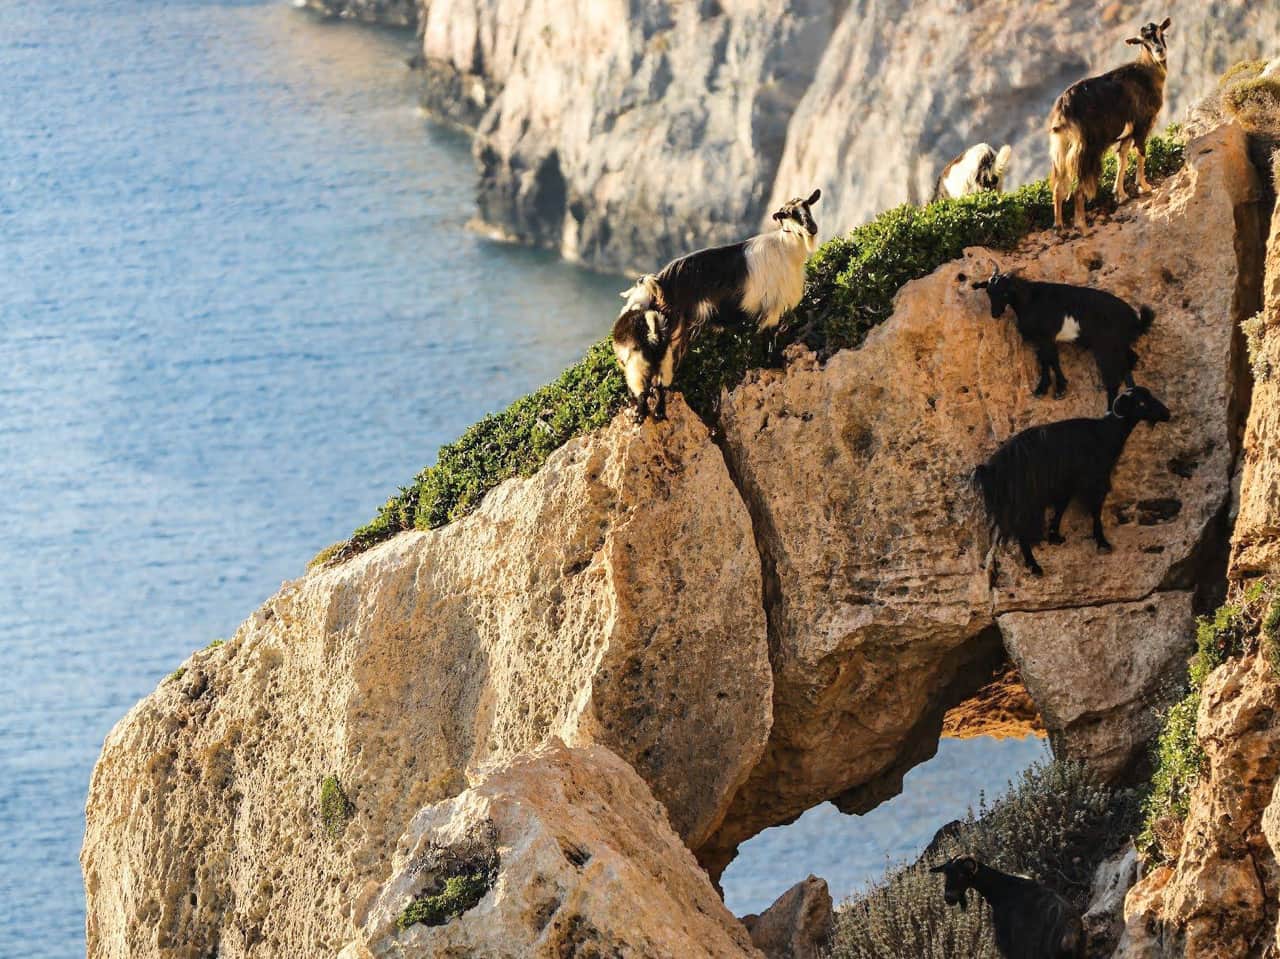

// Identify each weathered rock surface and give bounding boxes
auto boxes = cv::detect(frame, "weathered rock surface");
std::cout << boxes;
[82,400,770,957]
[1232,162,1280,573]
[303,0,417,27]
[409,0,1277,269]
[940,662,1046,740]
[349,740,762,958]
[1000,594,1195,778]
[739,875,833,959]
[702,124,1260,873]
[1118,653,1280,958]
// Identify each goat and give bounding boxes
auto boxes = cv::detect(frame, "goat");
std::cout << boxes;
[612,274,684,424]
[1048,18,1171,229]
[931,856,1085,959]
[648,190,821,358]
[933,143,1013,201]
[971,385,1171,577]
[970,264,1154,405]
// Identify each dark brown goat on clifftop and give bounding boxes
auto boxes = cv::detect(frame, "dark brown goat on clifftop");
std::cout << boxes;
[1049,18,1171,229]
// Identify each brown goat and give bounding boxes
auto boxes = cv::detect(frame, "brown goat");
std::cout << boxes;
[1048,19,1171,229]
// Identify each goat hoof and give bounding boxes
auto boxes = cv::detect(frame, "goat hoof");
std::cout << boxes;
[1047,533,1065,545]
[652,410,667,423]
[1028,564,1044,577]
[1096,541,1113,554]
[1054,388,1068,400]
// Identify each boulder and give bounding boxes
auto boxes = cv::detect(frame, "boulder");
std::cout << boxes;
[1083,843,1139,956]
[739,875,834,959]
[349,740,762,958]
[82,399,771,957]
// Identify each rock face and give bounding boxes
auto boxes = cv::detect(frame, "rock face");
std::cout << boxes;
[1116,121,1280,959]
[702,124,1261,873]
[410,0,1277,270]
[739,875,833,959]
[82,401,770,957]
[83,124,1267,955]
[349,739,762,958]
[1116,654,1280,958]
[1084,844,1140,956]
[303,0,417,27]
[419,0,836,269]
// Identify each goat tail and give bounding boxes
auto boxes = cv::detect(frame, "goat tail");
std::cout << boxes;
[1137,304,1156,334]
[1048,115,1081,196]
[993,144,1013,179]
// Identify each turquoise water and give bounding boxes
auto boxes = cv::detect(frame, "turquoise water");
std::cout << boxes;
[0,2,1042,952]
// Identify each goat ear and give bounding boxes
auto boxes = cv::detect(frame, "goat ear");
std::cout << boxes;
[928,863,947,874]
[807,188,821,205]
[1125,36,1142,45]
[961,858,978,876]
[971,281,989,290]
[772,211,785,222]
[1159,17,1171,31]
[1112,392,1134,417]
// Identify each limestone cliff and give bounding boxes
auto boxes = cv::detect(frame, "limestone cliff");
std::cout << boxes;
[82,121,1271,957]
[408,0,1277,271]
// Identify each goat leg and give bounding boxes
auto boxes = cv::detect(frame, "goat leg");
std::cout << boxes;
[1051,354,1069,399]
[1047,499,1069,544]
[1114,140,1132,204]
[632,382,649,424]
[1018,539,1044,577]
[652,384,667,422]
[1087,500,1113,552]
[1033,349,1054,397]
[1135,147,1153,195]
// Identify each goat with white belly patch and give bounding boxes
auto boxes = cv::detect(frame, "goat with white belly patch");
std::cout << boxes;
[970,265,1153,406]
[612,274,684,424]
[933,143,1013,202]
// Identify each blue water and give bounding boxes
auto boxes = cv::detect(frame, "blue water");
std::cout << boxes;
[0,2,1043,953]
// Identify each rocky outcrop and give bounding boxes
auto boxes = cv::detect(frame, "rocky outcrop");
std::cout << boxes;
[348,739,761,958]
[83,124,1266,955]
[1116,653,1280,958]
[409,0,1277,269]
[303,0,417,27]
[83,401,770,956]
[701,124,1261,873]
[739,875,833,959]
[1084,844,1140,956]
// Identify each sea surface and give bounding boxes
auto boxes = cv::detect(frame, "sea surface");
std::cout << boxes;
[0,2,1043,952]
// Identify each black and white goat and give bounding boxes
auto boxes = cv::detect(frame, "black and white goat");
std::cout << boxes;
[612,274,684,423]
[970,265,1154,405]
[972,385,1171,576]
[1049,18,1172,229]
[648,189,822,357]
[933,143,1013,201]
[931,856,1085,959]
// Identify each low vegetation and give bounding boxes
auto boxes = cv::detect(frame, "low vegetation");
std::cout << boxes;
[1138,580,1278,861]
[319,774,353,840]
[828,760,1139,959]
[324,131,1186,564]
[397,871,492,931]
[1218,61,1280,136]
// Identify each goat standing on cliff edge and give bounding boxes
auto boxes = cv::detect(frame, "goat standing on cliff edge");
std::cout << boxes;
[1049,18,1171,229]
[648,189,822,359]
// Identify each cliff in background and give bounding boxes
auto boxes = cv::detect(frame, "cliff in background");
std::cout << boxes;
[409,0,1277,271]
[82,121,1277,958]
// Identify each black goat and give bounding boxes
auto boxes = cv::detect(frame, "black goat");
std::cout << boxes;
[1049,18,1171,229]
[649,190,821,358]
[612,274,685,423]
[931,856,1085,959]
[970,265,1154,405]
[972,386,1171,576]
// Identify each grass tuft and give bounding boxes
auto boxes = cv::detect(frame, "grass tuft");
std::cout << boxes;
[321,129,1186,565]
[320,774,353,840]
[397,871,491,931]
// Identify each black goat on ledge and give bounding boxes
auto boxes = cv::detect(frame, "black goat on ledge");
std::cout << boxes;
[932,856,1085,959]
[972,386,1171,577]
[971,265,1154,406]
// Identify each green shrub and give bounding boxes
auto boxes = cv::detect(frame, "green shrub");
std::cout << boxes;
[1222,75,1280,133]
[319,775,353,840]
[397,871,492,931]
[326,130,1185,565]
[829,760,1138,959]
[1219,60,1268,89]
